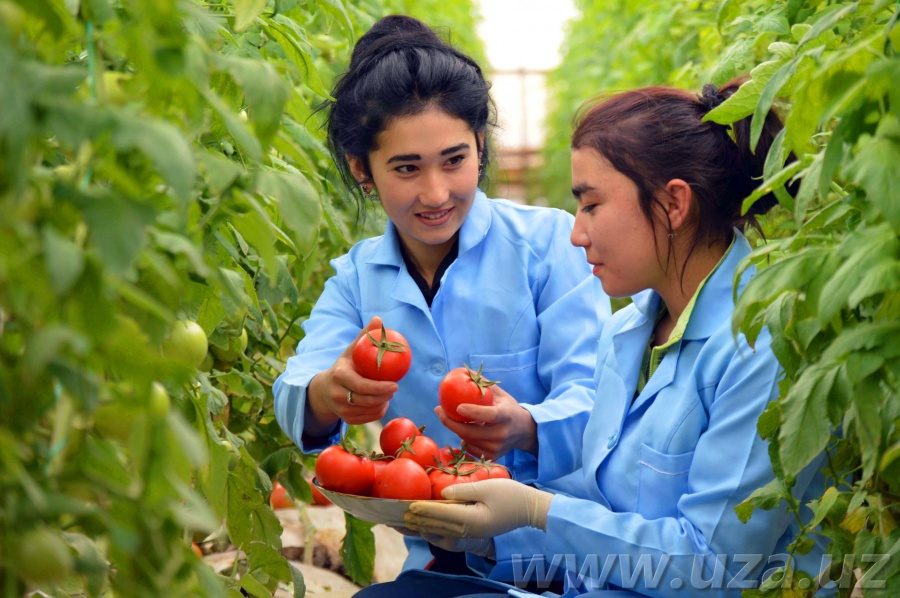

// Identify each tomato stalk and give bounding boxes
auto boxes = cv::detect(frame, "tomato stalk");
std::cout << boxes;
[364,323,409,370]
[463,362,499,398]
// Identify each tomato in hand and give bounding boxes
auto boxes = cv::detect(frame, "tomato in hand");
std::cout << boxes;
[351,323,412,382]
[397,435,441,470]
[270,482,295,510]
[372,459,431,500]
[438,363,498,423]
[315,445,375,496]
[428,466,479,500]
[380,417,420,457]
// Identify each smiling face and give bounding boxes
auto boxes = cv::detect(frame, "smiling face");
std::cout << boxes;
[350,106,482,266]
[569,148,670,298]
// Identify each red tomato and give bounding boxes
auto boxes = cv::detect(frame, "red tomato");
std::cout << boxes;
[483,463,510,479]
[310,483,333,507]
[270,482,294,510]
[397,435,442,470]
[380,418,420,457]
[315,445,375,496]
[428,468,478,500]
[372,459,431,500]
[438,364,497,423]
[351,324,412,382]
[457,461,490,481]
[372,457,394,480]
[437,446,465,467]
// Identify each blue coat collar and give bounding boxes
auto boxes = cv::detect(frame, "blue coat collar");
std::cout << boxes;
[365,190,492,268]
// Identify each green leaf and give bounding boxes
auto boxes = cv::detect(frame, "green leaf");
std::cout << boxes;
[315,0,354,37]
[42,225,85,295]
[819,226,899,322]
[808,486,841,529]
[217,370,266,400]
[74,192,155,275]
[751,58,798,152]
[705,60,782,124]
[797,3,858,49]
[779,363,836,476]
[853,375,883,481]
[735,478,787,523]
[231,192,279,287]
[264,20,333,99]
[848,261,900,308]
[256,170,321,256]
[341,513,376,586]
[216,54,288,146]
[233,0,268,32]
[240,571,273,597]
[204,89,264,163]
[109,112,196,201]
[845,116,900,231]
[289,562,307,598]
[742,159,803,215]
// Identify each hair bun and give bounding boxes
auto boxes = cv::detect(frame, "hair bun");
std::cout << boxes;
[350,15,443,67]
[699,83,725,113]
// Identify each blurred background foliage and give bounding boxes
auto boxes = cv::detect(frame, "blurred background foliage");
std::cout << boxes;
[0,0,485,595]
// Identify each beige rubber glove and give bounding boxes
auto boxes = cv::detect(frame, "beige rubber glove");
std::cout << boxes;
[404,479,554,539]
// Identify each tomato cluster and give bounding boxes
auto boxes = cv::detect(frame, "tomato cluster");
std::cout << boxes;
[314,418,510,501]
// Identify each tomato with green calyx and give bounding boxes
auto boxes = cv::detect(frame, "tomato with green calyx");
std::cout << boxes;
[162,320,208,369]
[380,417,421,457]
[428,461,484,500]
[438,363,498,423]
[315,445,374,496]
[351,323,411,382]
[397,434,441,470]
[211,328,248,362]
[16,528,73,585]
[372,459,431,500]
[437,445,466,467]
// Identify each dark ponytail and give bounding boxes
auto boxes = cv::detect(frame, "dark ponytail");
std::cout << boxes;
[571,76,794,273]
[324,15,496,215]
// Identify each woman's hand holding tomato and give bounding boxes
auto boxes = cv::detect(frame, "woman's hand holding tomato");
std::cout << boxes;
[435,385,538,461]
[305,316,400,432]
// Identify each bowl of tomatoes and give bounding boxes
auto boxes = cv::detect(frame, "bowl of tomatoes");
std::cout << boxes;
[313,418,509,527]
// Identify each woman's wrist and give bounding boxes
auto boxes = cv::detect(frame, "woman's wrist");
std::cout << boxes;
[304,374,341,437]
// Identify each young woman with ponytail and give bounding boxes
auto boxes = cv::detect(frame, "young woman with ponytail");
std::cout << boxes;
[273,15,608,576]
[380,81,831,596]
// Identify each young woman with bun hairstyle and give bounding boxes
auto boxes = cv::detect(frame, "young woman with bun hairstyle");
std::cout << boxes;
[372,80,831,596]
[273,15,609,575]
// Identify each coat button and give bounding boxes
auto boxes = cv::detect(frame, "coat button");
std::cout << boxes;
[607,433,618,449]
[431,360,446,375]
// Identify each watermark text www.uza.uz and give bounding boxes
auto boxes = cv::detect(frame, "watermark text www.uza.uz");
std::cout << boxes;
[509,552,893,591]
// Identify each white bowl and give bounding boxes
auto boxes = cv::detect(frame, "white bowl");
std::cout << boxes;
[312,478,464,527]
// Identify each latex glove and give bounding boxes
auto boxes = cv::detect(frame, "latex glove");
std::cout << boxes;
[421,533,496,559]
[435,386,538,460]
[305,316,398,432]
[404,479,554,539]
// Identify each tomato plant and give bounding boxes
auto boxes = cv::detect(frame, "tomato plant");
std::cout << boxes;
[438,363,497,422]
[397,434,442,470]
[371,459,431,500]
[380,417,421,457]
[351,323,412,381]
[315,445,375,496]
